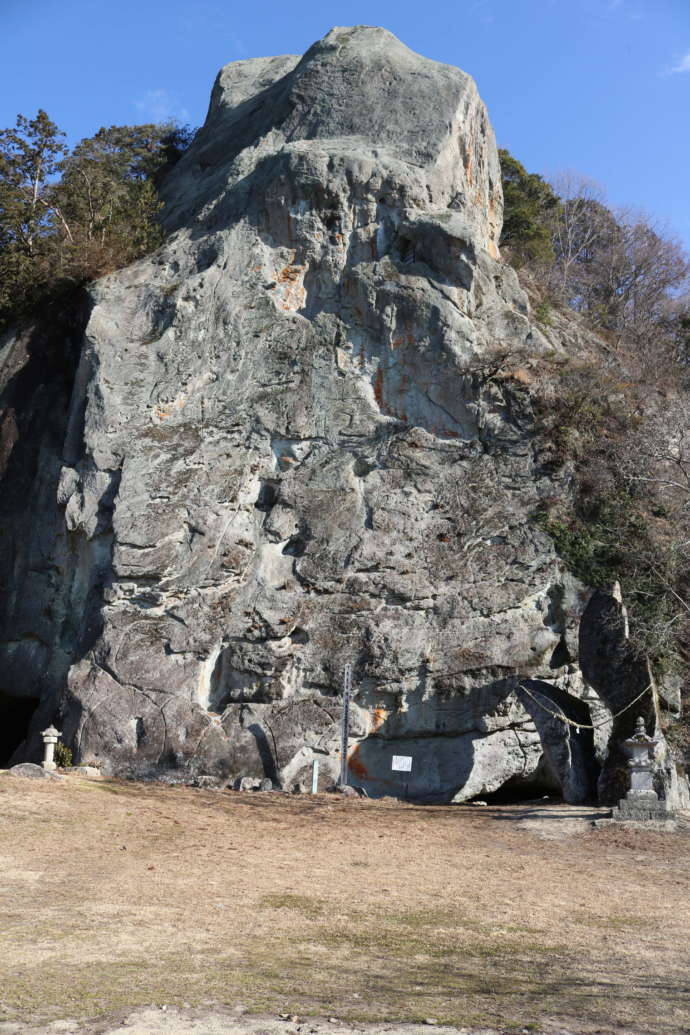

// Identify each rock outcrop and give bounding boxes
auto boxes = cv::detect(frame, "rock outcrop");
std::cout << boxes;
[0,27,682,804]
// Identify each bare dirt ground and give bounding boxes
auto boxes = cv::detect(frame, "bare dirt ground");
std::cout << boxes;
[0,773,688,1035]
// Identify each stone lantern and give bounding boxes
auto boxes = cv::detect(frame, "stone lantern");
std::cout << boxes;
[623,716,658,801]
[41,726,60,771]
[612,716,672,821]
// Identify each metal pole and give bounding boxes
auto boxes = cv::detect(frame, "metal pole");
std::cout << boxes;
[311,758,319,794]
[339,663,352,787]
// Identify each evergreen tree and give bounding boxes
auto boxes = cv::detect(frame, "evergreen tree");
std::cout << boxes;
[0,110,67,316]
[498,148,560,266]
[0,113,193,326]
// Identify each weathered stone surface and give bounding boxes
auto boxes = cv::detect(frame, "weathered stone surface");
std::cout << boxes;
[8,763,63,780]
[1,26,682,804]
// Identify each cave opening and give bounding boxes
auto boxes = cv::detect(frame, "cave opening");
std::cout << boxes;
[475,754,563,805]
[477,781,562,805]
[0,690,40,767]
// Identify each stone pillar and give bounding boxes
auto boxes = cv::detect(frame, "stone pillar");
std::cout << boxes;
[41,726,60,771]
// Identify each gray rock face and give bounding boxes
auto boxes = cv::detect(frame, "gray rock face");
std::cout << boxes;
[1,26,672,803]
[0,308,86,767]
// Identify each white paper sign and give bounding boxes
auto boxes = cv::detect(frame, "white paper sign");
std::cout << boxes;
[391,755,412,772]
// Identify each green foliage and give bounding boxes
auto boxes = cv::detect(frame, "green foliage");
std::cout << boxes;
[54,741,73,768]
[537,493,642,589]
[534,299,553,325]
[0,110,67,318]
[0,112,193,328]
[0,109,66,254]
[537,494,679,673]
[498,148,559,267]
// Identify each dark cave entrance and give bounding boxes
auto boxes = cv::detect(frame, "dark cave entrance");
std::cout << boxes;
[0,690,40,767]
[464,676,601,806]
[478,782,562,805]
[477,755,563,805]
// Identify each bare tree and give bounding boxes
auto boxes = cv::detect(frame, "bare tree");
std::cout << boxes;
[607,215,689,349]
[545,171,690,358]
[547,171,610,301]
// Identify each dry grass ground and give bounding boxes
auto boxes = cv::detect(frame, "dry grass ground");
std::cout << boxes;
[0,774,688,1034]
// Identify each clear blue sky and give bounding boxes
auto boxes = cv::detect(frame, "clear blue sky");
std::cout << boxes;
[3,0,690,248]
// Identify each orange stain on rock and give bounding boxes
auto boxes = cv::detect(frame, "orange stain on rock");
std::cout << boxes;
[278,265,301,283]
[276,263,306,311]
[464,136,474,187]
[373,366,384,406]
[371,706,389,732]
[347,743,368,779]
[391,333,415,350]
[153,397,185,422]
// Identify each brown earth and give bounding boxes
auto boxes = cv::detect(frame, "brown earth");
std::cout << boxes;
[0,773,688,1035]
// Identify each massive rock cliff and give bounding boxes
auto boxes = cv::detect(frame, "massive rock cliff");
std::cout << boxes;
[0,27,682,804]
